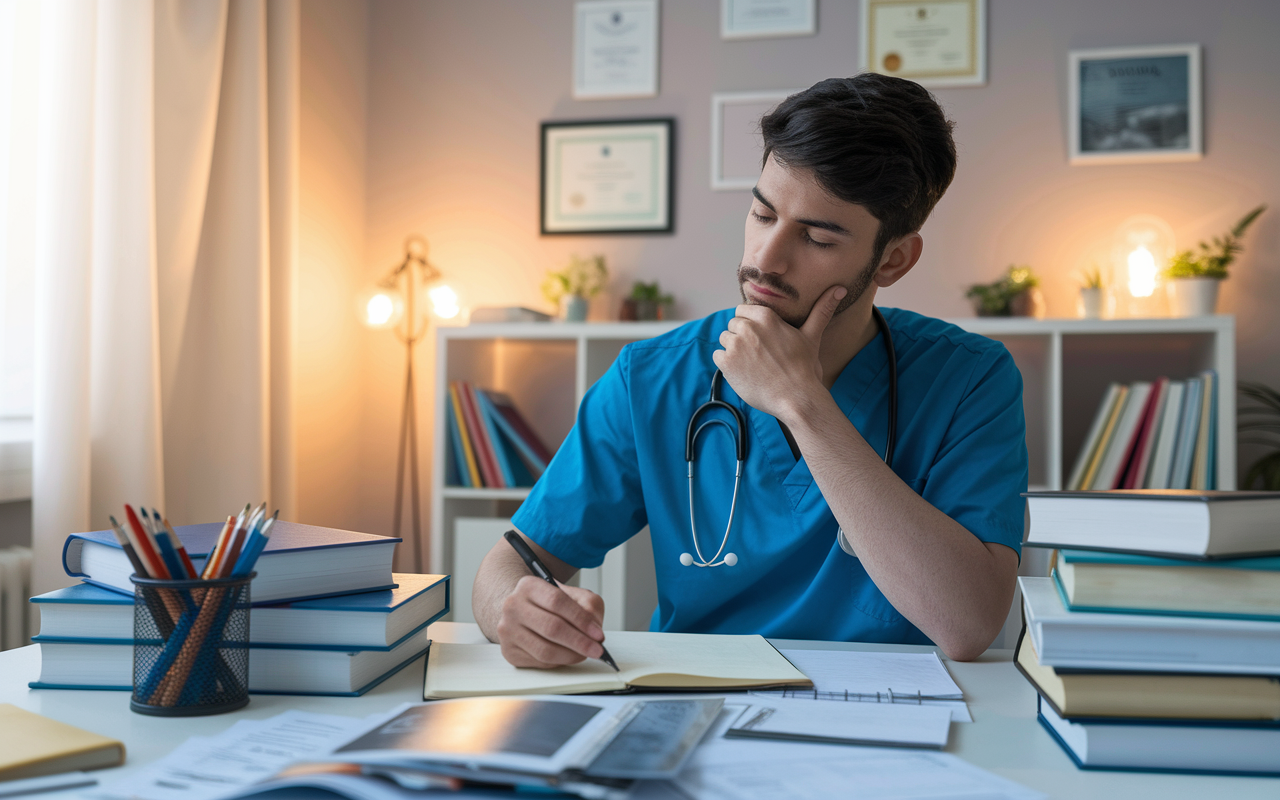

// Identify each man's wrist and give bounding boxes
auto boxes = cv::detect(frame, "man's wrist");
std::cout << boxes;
[776,381,835,432]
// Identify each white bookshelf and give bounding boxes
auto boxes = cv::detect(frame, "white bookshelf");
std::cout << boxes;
[432,315,1236,631]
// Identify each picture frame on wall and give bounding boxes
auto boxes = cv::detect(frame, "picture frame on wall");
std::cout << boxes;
[541,119,674,235]
[861,0,987,87]
[721,0,816,40]
[573,0,660,100]
[1068,43,1202,165]
[710,91,794,190]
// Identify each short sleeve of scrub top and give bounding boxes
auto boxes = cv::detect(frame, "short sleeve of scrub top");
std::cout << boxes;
[513,308,1027,644]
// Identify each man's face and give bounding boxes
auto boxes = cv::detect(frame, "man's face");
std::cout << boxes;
[738,154,883,328]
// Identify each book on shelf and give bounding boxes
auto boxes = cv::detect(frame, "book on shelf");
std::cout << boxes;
[32,573,450,650]
[30,627,431,697]
[444,382,553,489]
[62,521,399,605]
[425,631,813,699]
[1015,627,1280,721]
[1020,576,1280,674]
[1053,549,1280,620]
[1037,695,1280,777]
[1067,372,1217,491]
[1023,490,1280,558]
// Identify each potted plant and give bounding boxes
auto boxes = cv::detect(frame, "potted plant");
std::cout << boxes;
[1166,205,1265,317]
[541,255,607,321]
[623,281,674,321]
[1078,266,1105,319]
[965,265,1044,318]
[1239,381,1280,490]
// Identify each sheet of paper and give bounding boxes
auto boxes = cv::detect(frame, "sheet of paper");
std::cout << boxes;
[729,697,952,749]
[675,708,1044,800]
[753,649,973,722]
[94,711,369,800]
[426,632,808,698]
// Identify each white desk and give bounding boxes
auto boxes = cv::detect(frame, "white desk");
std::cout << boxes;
[1,623,1276,798]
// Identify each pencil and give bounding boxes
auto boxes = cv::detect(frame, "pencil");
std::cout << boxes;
[125,505,170,580]
[200,516,236,580]
[162,514,199,579]
[108,515,149,578]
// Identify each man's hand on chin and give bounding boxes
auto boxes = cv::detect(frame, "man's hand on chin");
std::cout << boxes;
[713,284,846,421]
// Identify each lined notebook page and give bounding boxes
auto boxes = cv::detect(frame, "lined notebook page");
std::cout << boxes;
[425,632,811,699]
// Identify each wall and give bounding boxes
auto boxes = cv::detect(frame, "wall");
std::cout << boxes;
[281,1,1280,561]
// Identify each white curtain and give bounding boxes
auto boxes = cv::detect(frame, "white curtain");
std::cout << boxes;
[31,0,298,594]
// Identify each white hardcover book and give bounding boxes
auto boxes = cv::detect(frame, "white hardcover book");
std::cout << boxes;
[1021,576,1280,674]
[1144,380,1185,489]
[1066,383,1122,491]
[1088,382,1151,490]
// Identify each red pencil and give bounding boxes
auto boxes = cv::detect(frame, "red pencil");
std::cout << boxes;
[125,504,170,580]
[161,515,199,579]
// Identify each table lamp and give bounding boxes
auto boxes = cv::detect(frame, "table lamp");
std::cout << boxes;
[1112,215,1175,318]
[358,236,455,570]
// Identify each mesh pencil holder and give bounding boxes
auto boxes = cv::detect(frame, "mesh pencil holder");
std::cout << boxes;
[129,572,254,717]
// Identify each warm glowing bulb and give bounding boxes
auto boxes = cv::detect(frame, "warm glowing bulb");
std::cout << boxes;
[1127,245,1157,298]
[429,285,459,319]
[365,293,396,326]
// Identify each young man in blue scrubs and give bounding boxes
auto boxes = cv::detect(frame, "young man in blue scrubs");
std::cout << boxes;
[474,75,1027,664]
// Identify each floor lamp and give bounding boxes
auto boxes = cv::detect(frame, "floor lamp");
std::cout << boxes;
[360,236,458,571]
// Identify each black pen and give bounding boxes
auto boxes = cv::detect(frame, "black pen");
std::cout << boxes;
[504,530,620,672]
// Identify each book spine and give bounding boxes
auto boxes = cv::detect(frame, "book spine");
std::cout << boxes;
[445,393,471,487]
[1081,385,1128,490]
[458,382,503,488]
[494,399,555,466]
[1122,378,1166,490]
[1171,378,1203,490]
[1145,381,1185,489]
[481,391,548,476]
[448,382,483,487]
[475,390,517,487]
[1068,383,1121,491]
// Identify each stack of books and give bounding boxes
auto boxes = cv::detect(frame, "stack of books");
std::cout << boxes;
[446,380,554,488]
[30,520,450,696]
[1019,489,1280,776]
[1066,372,1218,491]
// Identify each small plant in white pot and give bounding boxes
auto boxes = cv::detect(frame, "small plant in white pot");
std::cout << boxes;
[1077,266,1105,319]
[1166,205,1265,317]
[542,254,608,321]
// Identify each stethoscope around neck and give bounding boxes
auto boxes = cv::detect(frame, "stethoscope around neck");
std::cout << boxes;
[680,306,899,568]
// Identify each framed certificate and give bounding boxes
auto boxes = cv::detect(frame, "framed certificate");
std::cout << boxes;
[541,119,674,235]
[1068,44,1202,165]
[861,0,986,87]
[710,91,795,191]
[573,0,660,100]
[721,0,816,40]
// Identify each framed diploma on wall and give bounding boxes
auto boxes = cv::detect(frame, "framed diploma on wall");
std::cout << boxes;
[573,0,660,100]
[861,0,986,87]
[721,0,816,40]
[541,119,674,235]
[1068,44,1202,165]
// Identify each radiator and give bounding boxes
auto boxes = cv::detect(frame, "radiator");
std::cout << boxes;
[0,546,32,651]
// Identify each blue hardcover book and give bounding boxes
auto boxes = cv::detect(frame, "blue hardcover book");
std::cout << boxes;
[479,390,547,480]
[29,628,432,696]
[476,390,536,487]
[446,396,470,488]
[1037,695,1280,777]
[62,521,400,605]
[32,574,449,650]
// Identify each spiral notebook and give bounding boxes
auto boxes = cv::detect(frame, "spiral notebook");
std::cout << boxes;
[752,649,972,722]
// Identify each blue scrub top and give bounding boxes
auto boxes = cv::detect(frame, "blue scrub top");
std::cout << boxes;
[512,307,1027,645]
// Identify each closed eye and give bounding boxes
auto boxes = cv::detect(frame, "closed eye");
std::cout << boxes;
[803,230,836,248]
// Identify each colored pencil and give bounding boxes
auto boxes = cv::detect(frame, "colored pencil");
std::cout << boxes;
[124,504,170,579]
[162,515,199,579]
[108,515,149,578]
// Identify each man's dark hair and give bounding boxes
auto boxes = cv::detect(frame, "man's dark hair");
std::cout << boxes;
[760,74,957,262]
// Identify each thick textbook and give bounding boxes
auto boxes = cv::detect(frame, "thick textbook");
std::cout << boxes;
[1038,696,1280,777]
[1023,489,1280,558]
[1020,576,1280,674]
[30,627,430,696]
[62,520,399,604]
[33,573,449,650]
[1014,628,1280,720]
[0,704,124,780]
[424,631,812,699]
[1054,549,1280,620]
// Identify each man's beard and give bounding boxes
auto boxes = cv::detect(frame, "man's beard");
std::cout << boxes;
[737,255,879,328]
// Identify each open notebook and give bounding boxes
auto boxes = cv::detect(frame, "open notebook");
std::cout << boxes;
[424,631,813,699]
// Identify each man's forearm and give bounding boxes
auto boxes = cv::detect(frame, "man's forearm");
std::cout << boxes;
[780,392,1018,661]
[473,530,581,643]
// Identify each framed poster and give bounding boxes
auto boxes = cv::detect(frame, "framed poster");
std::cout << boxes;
[573,0,659,100]
[710,91,795,191]
[1069,44,1202,165]
[541,119,674,235]
[721,0,816,40]
[861,0,986,87]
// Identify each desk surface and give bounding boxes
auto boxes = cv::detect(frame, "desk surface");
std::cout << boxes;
[1,623,1276,799]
